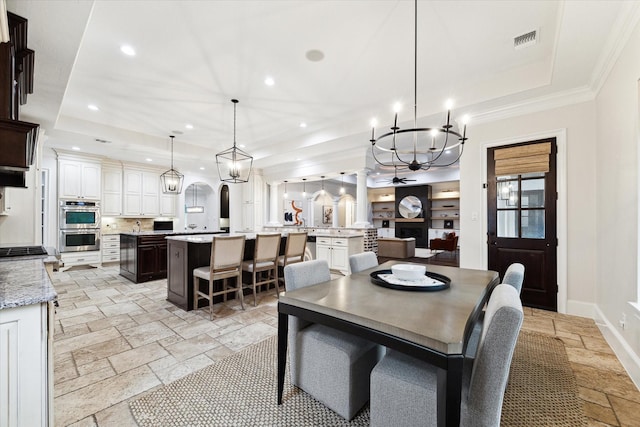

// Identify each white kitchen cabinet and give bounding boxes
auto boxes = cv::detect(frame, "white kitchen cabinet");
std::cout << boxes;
[123,168,160,216]
[58,158,101,200]
[315,235,364,274]
[102,164,123,216]
[160,193,177,217]
[60,250,101,271]
[101,234,120,263]
[0,302,54,427]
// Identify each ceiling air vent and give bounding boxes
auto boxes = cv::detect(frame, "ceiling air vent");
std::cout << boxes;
[514,30,537,50]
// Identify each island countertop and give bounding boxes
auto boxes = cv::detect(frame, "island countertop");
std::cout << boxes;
[0,257,57,309]
[118,230,225,237]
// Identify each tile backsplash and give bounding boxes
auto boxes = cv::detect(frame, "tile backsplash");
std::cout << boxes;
[101,218,171,234]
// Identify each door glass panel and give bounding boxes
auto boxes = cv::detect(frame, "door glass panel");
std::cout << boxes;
[497,210,518,237]
[522,209,545,238]
[497,180,519,209]
[521,179,545,208]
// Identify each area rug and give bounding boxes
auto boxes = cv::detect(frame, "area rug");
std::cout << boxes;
[130,331,587,426]
[501,331,588,426]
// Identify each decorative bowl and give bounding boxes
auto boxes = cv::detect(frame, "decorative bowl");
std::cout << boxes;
[391,264,426,281]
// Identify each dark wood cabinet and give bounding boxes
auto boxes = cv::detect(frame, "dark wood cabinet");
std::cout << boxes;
[119,234,168,283]
[167,239,211,310]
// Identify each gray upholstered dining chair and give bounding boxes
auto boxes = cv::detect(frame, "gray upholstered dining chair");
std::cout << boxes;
[241,233,281,306]
[348,251,378,274]
[370,284,523,427]
[193,235,246,320]
[284,259,380,420]
[502,262,525,293]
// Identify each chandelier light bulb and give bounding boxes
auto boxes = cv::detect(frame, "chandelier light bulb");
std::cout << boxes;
[393,102,402,113]
[445,99,454,110]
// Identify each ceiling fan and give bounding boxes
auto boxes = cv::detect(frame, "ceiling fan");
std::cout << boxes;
[377,167,417,185]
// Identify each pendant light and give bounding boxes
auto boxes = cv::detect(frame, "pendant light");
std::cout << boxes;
[369,0,469,172]
[160,135,184,194]
[302,178,307,197]
[283,180,288,199]
[340,172,345,194]
[185,184,205,213]
[216,99,253,183]
[320,176,325,195]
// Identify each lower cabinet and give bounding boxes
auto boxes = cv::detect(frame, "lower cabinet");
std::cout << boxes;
[166,239,212,311]
[119,234,168,283]
[101,234,120,263]
[60,251,100,271]
[0,302,54,427]
[316,236,364,274]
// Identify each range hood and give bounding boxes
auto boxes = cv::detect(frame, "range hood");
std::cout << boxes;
[0,12,38,188]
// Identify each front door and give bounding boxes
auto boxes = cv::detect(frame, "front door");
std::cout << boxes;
[487,139,557,310]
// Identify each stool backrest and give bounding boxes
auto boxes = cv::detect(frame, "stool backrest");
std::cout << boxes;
[254,233,281,263]
[283,232,307,264]
[211,235,245,272]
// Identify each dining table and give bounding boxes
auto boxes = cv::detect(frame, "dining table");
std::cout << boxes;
[277,260,499,427]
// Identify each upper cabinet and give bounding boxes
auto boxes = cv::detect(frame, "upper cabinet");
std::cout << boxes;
[58,157,101,200]
[123,168,160,217]
[102,163,123,216]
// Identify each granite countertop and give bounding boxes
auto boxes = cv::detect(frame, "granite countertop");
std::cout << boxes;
[0,257,57,309]
[118,230,224,237]
[166,232,285,243]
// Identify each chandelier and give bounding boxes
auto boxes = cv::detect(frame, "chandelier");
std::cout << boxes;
[370,0,469,172]
[216,99,253,183]
[160,135,184,194]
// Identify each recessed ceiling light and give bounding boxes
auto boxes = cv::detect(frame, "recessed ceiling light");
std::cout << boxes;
[264,76,275,86]
[305,49,325,62]
[120,45,136,56]
[71,146,80,151]
[296,158,302,161]
[185,124,194,130]
[299,122,307,128]
[239,144,246,148]
[88,104,99,111]
[199,167,205,170]
[145,158,153,162]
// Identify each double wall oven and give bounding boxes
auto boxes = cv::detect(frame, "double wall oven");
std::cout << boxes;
[58,199,101,252]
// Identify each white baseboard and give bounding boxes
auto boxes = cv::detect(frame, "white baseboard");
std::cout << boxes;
[593,306,640,390]
[566,299,597,319]
[565,301,640,389]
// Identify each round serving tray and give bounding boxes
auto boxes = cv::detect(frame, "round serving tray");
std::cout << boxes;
[370,269,451,292]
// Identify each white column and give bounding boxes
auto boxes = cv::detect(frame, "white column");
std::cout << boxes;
[266,182,282,226]
[353,169,371,228]
[332,197,340,228]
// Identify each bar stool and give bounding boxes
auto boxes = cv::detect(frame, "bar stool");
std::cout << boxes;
[193,235,246,320]
[278,231,307,288]
[241,233,281,306]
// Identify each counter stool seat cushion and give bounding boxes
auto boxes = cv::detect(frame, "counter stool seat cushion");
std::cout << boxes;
[241,260,275,272]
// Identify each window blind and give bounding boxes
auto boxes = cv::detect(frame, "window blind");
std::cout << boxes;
[494,142,551,176]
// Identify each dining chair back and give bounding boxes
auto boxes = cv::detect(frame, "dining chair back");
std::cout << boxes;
[502,263,525,294]
[242,233,281,306]
[193,235,246,320]
[284,259,380,420]
[349,251,378,274]
[370,284,523,427]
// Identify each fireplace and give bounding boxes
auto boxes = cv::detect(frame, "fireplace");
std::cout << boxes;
[396,225,427,247]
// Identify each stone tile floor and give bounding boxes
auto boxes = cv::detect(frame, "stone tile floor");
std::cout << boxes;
[51,265,640,426]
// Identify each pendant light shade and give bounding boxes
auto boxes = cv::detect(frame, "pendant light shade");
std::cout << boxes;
[160,135,184,194]
[216,99,253,183]
[340,172,345,194]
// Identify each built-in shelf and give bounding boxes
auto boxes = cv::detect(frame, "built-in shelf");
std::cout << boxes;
[395,218,425,223]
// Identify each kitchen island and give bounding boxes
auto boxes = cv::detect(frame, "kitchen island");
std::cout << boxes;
[119,230,225,284]
[0,253,58,427]
[165,233,286,311]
